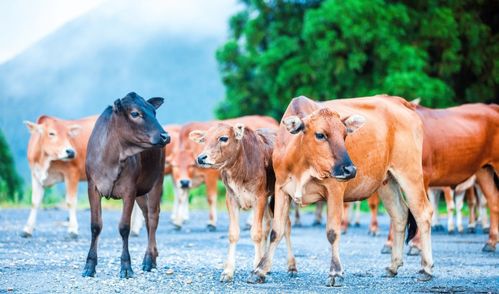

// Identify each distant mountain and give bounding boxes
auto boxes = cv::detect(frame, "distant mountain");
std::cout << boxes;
[0,1,229,179]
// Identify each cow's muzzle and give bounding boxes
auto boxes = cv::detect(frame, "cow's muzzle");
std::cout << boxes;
[331,164,357,181]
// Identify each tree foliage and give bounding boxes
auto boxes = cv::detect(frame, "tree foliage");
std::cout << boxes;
[216,0,498,119]
[0,130,23,202]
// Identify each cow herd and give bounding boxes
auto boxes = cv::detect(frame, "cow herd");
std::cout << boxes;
[21,92,498,286]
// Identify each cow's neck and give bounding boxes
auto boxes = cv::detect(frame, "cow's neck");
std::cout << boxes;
[223,137,262,183]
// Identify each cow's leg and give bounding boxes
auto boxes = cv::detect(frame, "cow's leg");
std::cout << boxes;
[325,193,345,287]
[172,187,189,229]
[82,182,102,277]
[171,185,179,222]
[245,209,253,231]
[247,190,290,283]
[313,201,324,226]
[445,188,456,234]
[381,223,394,254]
[377,179,407,276]
[205,176,218,231]
[354,201,361,227]
[284,213,297,276]
[293,204,302,227]
[476,166,498,252]
[130,201,144,237]
[119,194,135,278]
[251,195,267,270]
[393,172,433,280]
[221,194,239,282]
[64,172,79,238]
[368,193,379,236]
[428,189,441,230]
[341,203,350,234]
[466,187,477,233]
[455,190,465,234]
[143,179,162,272]
[476,185,490,233]
[22,177,45,237]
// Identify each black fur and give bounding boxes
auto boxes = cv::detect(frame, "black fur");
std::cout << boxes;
[406,211,417,244]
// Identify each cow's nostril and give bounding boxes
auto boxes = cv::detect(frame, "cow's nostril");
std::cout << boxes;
[66,149,75,158]
[342,165,357,177]
[197,155,208,165]
[160,132,170,144]
[179,179,191,189]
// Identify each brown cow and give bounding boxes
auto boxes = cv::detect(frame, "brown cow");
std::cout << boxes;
[190,123,295,282]
[22,115,97,238]
[248,95,433,286]
[170,116,278,230]
[384,102,498,253]
[82,92,169,278]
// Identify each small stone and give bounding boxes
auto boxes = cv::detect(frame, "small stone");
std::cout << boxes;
[7,288,13,291]
[166,268,174,275]
[185,278,192,284]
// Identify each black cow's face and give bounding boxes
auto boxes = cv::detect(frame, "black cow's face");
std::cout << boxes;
[113,92,170,148]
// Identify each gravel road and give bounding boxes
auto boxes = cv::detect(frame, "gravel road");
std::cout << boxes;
[0,208,497,293]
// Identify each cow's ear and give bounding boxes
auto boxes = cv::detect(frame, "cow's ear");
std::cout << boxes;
[283,116,304,134]
[189,130,206,144]
[233,123,245,140]
[68,124,82,137]
[147,97,164,110]
[113,99,123,113]
[342,114,365,134]
[410,98,421,105]
[24,121,43,134]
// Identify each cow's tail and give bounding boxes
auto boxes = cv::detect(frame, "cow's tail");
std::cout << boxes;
[406,210,417,244]
[268,195,275,218]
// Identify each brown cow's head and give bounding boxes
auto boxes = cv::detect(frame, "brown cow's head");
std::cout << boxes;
[170,148,197,189]
[24,117,82,162]
[189,123,244,169]
[283,108,365,181]
[112,92,170,150]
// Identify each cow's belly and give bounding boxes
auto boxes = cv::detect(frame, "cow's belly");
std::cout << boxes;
[281,178,325,206]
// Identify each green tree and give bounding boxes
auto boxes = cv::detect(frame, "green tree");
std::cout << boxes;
[0,130,23,203]
[216,0,498,119]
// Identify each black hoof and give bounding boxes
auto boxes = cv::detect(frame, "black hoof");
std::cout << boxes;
[341,229,347,235]
[354,222,360,228]
[293,222,303,228]
[142,254,156,272]
[483,227,490,234]
[173,224,182,231]
[130,231,140,237]
[247,271,265,284]
[407,246,421,256]
[82,263,96,277]
[416,270,432,282]
[380,244,392,254]
[326,274,344,287]
[482,243,496,252]
[467,227,476,234]
[311,220,322,227]
[382,267,397,278]
[120,266,134,279]
[368,230,378,237]
[432,224,444,232]
[68,232,78,240]
[244,224,252,231]
[458,229,464,235]
[207,224,217,232]
[20,231,32,238]
[448,229,455,235]
[288,268,298,278]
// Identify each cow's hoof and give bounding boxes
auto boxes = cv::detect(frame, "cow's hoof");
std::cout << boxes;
[120,267,134,279]
[173,224,182,231]
[382,267,397,278]
[244,223,252,231]
[341,229,347,235]
[206,224,217,232]
[407,246,421,256]
[130,231,140,237]
[416,270,432,282]
[82,264,96,277]
[20,231,32,238]
[380,244,392,254]
[354,222,360,228]
[246,271,265,284]
[288,268,298,278]
[483,227,490,234]
[368,230,378,237]
[326,274,344,287]
[432,224,444,232]
[311,220,321,227]
[142,255,156,272]
[220,272,233,283]
[293,222,302,228]
[458,229,464,234]
[448,229,455,235]
[467,227,476,234]
[482,243,496,252]
[68,232,78,240]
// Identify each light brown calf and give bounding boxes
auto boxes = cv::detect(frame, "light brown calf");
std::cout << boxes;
[22,115,97,238]
[248,95,433,286]
[171,116,278,230]
[190,123,295,282]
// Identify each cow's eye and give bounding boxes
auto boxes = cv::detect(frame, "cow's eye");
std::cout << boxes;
[315,132,326,140]
[49,132,56,137]
[219,136,228,143]
[130,111,140,118]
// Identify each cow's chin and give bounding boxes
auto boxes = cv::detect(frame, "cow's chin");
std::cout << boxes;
[197,162,217,169]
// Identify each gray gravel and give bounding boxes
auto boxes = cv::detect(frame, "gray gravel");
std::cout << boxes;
[0,207,497,293]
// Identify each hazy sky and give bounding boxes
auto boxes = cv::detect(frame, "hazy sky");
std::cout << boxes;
[0,0,239,64]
